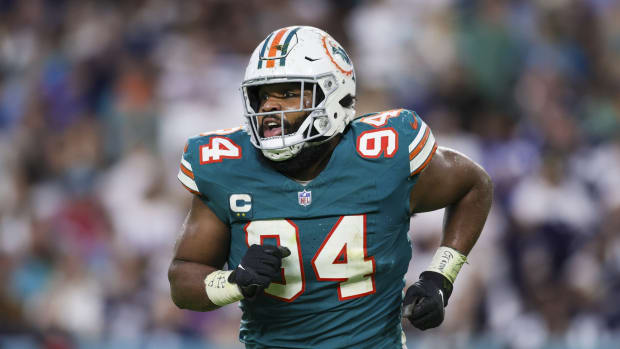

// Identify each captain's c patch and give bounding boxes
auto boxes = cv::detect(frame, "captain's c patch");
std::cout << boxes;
[229,194,253,219]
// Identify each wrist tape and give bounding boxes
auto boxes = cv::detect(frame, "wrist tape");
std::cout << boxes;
[426,246,468,284]
[204,270,244,306]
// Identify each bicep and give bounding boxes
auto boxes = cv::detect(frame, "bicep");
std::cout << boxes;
[409,147,486,214]
[173,195,230,268]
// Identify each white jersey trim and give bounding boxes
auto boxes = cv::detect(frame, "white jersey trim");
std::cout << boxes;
[177,170,198,192]
[408,122,428,153]
[408,120,436,175]
[181,157,193,171]
[409,134,435,174]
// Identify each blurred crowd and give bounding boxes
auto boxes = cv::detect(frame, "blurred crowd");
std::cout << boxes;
[0,0,619,348]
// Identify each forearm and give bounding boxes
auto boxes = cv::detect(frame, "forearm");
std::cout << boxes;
[168,259,221,311]
[441,168,493,255]
[405,149,492,328]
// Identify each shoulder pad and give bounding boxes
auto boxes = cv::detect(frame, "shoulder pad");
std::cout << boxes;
[177,126,245,195]
[353,109,437,176]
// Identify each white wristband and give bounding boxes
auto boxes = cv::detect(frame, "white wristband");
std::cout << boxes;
[426,246,468,284]
[204,270,244,306]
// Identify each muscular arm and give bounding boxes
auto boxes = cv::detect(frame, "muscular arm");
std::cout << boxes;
[168,196,230,311]
[410,147,493,255]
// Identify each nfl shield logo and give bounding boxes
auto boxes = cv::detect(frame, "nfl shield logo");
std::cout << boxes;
[298,189,312,206]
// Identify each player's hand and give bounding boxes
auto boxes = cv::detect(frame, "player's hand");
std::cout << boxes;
[403,271,453,330]
[228,244,291,300]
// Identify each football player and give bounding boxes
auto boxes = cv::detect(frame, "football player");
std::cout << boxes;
[169,26,492,348]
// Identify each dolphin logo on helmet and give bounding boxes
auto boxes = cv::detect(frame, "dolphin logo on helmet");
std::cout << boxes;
[331,44,351,65]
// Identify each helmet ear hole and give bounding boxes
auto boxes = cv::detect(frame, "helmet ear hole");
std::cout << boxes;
[339,94,354,108]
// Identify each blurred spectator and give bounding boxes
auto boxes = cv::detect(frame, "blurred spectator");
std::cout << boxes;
[0,1,619,348]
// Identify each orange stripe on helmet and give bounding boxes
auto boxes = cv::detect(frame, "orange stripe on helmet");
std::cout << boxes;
[266,28,289,68]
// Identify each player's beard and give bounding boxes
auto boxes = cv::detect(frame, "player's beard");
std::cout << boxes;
[257,114,332,176]
[259,139,333,177]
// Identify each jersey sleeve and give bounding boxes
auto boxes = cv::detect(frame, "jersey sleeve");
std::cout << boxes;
[354,108,437,178]
[406,110,437,176]
[176,132,241,225]
[177,141,200,195]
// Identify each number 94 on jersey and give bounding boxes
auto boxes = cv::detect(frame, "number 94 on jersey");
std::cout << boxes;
[244,215,376,302]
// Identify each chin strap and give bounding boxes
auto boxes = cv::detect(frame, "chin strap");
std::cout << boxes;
[261,143,304,162]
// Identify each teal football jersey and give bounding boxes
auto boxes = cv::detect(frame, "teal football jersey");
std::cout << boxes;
[177,109,437,349]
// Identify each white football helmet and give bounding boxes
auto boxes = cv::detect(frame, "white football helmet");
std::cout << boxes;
[241,26,356,161]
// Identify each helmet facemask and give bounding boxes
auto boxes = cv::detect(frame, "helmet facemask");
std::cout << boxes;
[241,76,338,161]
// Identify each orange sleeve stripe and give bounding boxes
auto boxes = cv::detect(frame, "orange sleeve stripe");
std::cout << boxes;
[411,143,437,176]
[180,164,194,179]
[409,127,430,161]
[266,28,288,68]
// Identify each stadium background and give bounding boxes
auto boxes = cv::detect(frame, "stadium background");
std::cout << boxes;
[0,0,619,348]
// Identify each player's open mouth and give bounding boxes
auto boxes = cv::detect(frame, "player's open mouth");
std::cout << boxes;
[262,117,284,138]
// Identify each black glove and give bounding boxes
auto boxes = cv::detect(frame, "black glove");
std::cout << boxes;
[403,271,453,330]
[228,244,291,300]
